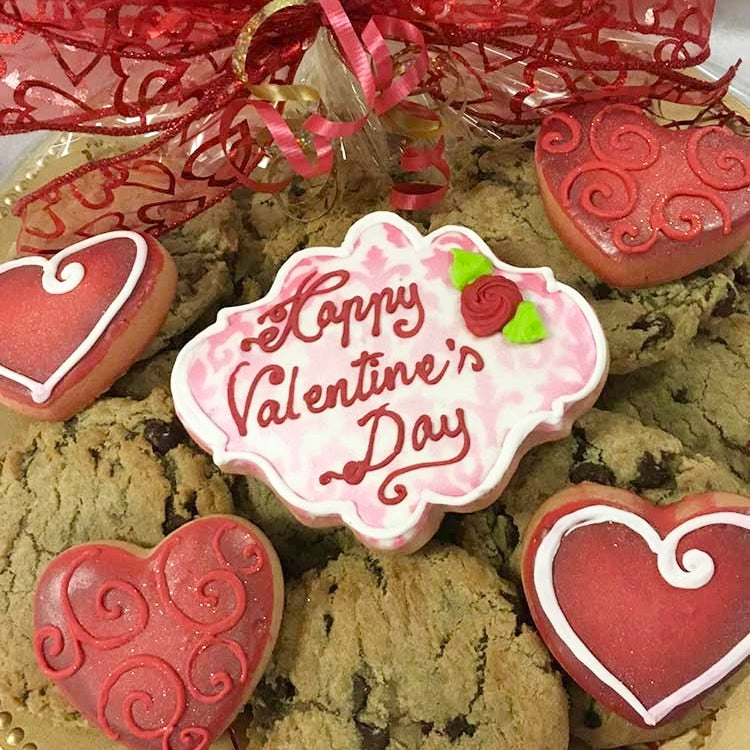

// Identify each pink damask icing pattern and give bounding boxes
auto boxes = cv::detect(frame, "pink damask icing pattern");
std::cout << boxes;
[172,213,608,552]
[33,517,281,750]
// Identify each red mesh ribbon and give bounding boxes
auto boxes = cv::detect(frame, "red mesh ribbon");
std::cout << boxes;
[0,0,734,253]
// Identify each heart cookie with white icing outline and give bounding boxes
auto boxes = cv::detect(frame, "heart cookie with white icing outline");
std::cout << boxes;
[0,231,176,421]
[34,516,283,750]
[172,212,608,553]
[521,483,750,728]
[536,102,750,287]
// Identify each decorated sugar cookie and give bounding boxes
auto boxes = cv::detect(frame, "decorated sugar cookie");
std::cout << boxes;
[0,231,176,421]
[172,213,608,553]
[521,483,750,728]
[34,516,283,750]
[536,102,750,287]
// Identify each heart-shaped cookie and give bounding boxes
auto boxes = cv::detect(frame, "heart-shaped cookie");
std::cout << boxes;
[34,516,283,750]
[536,102,750,287]
[0,231,176,420]
[521,484,750,727]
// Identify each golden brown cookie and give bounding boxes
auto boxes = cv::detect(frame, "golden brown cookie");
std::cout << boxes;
[569,666,750,749]
[452,408,748,577]
[246,546,569,750]
[0,389,233,727]
[602,314,750,481]
[143,199,246,358]
[235,478,357,579]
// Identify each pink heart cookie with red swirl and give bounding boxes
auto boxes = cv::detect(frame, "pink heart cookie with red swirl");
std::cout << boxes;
[521,484,750,728]
[172,212,608,553]
[0,231,176,421]
[536,102,750,287]
[33,517,283,750]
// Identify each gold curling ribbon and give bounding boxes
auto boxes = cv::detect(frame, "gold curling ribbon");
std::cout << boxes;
[382,104,444,141]
[233,0,319,105]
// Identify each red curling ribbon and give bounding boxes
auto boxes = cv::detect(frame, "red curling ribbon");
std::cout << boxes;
[0,0,736,254]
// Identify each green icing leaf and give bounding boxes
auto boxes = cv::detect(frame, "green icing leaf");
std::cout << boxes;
[502,301,548,344]
[450,249,493,291]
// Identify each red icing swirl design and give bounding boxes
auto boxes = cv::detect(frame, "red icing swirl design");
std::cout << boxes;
[460,275,522,337]
[561,161,637,221]
[589,104,661,171]
[538,112,582,155]
[33,517,281,750]
[687,127,750,191]
[537,102,750,282]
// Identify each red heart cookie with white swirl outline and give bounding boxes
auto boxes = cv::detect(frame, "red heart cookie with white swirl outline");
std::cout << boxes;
[521,484,750,728]
[0,231,176,421]
[33,516,283,750]
[536,102,750,287]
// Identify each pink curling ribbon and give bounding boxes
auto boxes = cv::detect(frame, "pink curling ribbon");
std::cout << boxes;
[0,0,734,253]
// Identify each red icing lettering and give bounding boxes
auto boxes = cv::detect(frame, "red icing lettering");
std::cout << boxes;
[457,344,484,373]
[227,339,481,435]
[319,406,471,506]
[320,403,404,487]
[242,270,425,352]
[228,363,285,435]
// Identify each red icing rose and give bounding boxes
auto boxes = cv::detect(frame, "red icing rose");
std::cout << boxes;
[460,275,522,337]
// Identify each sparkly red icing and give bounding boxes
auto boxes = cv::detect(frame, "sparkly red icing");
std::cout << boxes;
[0,232,165,406]
[460,275,522,337]
[522,486,750,728]
[33,517,282,750]
[536,103,750,286]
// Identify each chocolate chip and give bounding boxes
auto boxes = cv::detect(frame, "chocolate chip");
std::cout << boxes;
[323,613,333,636]
[712,286,737,318]
[352,674,371,715]
[435,513,461,544]
[629,313,675,349]
[444,715,476,741]
[472,144,492,158]
[499,592,532,637]
[162,499,184,535]
[571,425,588,463]
[632,452,675,492]
[162,493,198,535]
[672,387,690,404]
[328,583,338,595]
[421,722,434,736]
[569,461,615,486]
[355,722,390,750]
[735,265,750,286]
[591,282,614,300]
[255,677,296,715]
[275,677,297,701]
[365,556,386,591]
[583,706,602,729]
[144,419,187,455]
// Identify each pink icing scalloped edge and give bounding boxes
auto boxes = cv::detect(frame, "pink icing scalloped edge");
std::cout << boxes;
[171,212,609,552]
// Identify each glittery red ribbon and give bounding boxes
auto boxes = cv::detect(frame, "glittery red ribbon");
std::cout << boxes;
[0,0,734,253]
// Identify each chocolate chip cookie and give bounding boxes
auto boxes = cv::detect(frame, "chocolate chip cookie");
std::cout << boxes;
[601,314,750,482]
[246,545,569,750]
[0,389,233,726]
[142,199,245,358]
[234,477,358,578]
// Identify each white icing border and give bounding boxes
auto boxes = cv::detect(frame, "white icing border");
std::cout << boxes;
[534,505,750,726]
[171,212,609,543]
[0,231,148,403]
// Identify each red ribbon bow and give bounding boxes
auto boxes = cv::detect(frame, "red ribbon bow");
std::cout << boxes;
[0,0,734,253]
